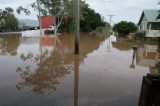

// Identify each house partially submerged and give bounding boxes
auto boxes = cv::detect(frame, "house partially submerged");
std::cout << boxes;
[138,10,160,37]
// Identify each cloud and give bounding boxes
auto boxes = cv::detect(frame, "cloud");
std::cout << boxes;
[86,0,160,23]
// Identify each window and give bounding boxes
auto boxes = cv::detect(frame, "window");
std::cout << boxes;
[151,23,160,30]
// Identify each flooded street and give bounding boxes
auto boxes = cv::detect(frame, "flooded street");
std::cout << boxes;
[0,33,156,106]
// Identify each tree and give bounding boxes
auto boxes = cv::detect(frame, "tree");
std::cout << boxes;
[59,1,106,32]
[80,2,106,32]
[17,0,106,33]
[17,0,68,36]
[0,36,20,56]
[113,21,138,36]
[0,7,18,32]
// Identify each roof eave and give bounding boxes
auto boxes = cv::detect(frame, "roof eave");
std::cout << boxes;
[156,13,160,20]
[138,12,144,25]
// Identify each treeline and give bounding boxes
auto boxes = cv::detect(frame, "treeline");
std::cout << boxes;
[0,0,107,33]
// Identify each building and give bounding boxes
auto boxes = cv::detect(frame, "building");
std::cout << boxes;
[138,10,160,37]
[19,16,54,31]
[39,16,55,29]
[21,16,55,37]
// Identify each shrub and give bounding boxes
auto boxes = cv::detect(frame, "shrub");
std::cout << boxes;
[134,31,145,39]
[113,21,138,36]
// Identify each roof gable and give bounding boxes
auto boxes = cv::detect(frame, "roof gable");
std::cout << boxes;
[157,13,160,19]
[144,10,159,22]
[138,10,160,25]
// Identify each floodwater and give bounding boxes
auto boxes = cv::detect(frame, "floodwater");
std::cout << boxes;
[0,33,158,106]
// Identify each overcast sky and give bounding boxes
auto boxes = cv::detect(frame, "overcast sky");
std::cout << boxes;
[0,0,159,24]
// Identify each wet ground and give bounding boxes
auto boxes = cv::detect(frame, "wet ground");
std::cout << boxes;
[0,33,158,106]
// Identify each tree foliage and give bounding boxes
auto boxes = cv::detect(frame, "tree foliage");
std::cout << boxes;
[0,7,18,32]
[80,2,106,32]
[113,21,138,36]
[16,6,30,15]
[16,0,106,33]
[59,1,106,32]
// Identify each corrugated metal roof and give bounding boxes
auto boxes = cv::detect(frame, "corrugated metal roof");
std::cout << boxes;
[143,10,160,22]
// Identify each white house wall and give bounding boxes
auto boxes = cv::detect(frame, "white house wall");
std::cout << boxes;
[146,30,160,37]
[139,15,148,31]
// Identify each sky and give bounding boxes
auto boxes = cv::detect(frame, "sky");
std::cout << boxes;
[0,0,159,24]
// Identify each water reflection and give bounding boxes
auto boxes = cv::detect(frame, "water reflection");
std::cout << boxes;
[0,36,20,56]
[16,33,105,95]
[0,34,156,106]
[74,55,79,106]
[136,44,160,74]
[130,47,138,69]
[111,36,160,72]
[136,44,158,67]
[112,37,143,51]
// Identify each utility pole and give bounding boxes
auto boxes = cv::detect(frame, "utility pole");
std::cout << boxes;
[75,0,80,54]
[74,55,79,106]
[108,15,114,32]
[37,0,42,36]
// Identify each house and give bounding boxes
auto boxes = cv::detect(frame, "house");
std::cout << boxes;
[138,10,160,37]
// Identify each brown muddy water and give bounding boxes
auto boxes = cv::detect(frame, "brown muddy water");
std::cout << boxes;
[0,33,158,106]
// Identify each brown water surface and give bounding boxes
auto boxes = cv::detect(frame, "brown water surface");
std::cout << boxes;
[0,33,157,106]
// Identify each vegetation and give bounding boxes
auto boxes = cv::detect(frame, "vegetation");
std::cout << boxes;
[0,36,20,56]
[113,21,138,36]
[17,0,106,33]
[134,31,145,40]
[80,2,106,32]
[60,1,107,32]
[0,7,18,32]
